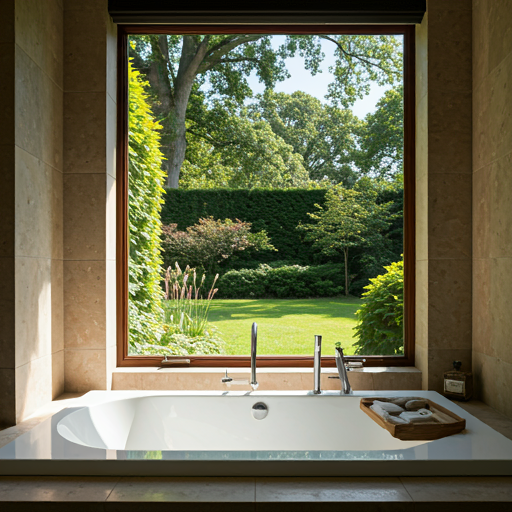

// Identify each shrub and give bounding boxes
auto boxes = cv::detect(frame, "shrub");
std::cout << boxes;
[352,259,404,355]
[161,217,275,274]
[127,58,166,352]
[217,263,344,299]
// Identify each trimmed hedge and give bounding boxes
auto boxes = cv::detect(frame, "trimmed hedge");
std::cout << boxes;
[161,188,327,267]
[217,264,344,299]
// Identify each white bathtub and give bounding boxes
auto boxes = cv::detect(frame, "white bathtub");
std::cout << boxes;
[1,390,512,476]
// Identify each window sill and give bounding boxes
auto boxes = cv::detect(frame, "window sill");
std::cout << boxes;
[112,366,421,391]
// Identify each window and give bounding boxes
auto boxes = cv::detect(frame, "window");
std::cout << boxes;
[116,25,415,368]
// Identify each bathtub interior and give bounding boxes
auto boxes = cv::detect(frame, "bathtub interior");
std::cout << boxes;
[1,390,512,476]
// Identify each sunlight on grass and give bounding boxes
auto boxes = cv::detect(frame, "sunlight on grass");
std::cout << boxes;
[208,298,362,356]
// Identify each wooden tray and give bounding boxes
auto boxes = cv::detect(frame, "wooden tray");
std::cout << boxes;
[360,397,466,440]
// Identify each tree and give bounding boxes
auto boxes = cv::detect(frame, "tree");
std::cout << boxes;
[127,59,166,350]
[161,217,276,274]
[300,179,395,296]
[357,85,404,179]
[253,90,361,186]
[181,99,310,189]
[130,34,402,187]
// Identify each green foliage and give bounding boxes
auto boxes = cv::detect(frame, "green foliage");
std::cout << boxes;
[253,90,361,186]
[182,99,311,189]
[161,217,276,274]
[127,59,166,351]
[357,86,404,179]
[300,178,396,295]
[161,188,328,268]
[352,259,404,355]
[218,264,344,299]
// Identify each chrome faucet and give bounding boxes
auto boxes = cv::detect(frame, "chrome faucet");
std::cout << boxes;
[335,344,353,395]
[250,322,258,390]
[313,335,322,394]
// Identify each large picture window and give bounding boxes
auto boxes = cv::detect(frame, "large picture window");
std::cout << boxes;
[117,25,415,368]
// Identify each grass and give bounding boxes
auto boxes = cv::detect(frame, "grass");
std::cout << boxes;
[207,297,363,356]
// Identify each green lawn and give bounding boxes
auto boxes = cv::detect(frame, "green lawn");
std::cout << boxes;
[207,297,362,356]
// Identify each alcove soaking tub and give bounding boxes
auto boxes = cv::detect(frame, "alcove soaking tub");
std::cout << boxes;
[1,390,512,476]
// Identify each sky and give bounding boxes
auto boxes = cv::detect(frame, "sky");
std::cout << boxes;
[244,35,394,120]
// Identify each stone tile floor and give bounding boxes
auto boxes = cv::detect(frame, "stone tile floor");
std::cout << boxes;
[0,395,511,508]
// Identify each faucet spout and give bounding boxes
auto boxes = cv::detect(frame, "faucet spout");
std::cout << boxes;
[313,335,322,394]
[250,322,258,390]
[335,345,353,395]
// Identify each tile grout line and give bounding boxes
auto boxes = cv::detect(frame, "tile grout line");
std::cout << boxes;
[398,476,416,502]
[103,476,121,502]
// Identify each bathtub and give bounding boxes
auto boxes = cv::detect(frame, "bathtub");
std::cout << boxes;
[1,390,512,476]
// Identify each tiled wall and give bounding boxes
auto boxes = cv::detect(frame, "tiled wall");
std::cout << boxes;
[472,0,512,419]
[63,0,117,391]
[0,0,64,425]
[415,0,473,392]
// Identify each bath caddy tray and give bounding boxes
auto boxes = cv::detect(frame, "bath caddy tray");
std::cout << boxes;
[360,397,466,441]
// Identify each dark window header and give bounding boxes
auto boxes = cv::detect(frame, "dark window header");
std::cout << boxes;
[108,1,426,25]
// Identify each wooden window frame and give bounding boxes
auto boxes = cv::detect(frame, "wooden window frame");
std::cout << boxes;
[117,24,415,368]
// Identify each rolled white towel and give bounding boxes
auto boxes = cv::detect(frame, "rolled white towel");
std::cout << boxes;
[399,408,433,423]
[372,400,405,415]
[370,404,410,424]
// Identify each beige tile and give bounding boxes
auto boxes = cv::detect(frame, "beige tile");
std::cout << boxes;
[400,476,512,502]
[14,147,53,259]
[106,173,116,260]
[0,45,15,147]
[487,0,512,75]
[64,9,107,93]
[0,257,15,369]
[415,20,428,103]
[473,165,491,259]
[472,0,490,90]
[106,95,116,180]
[109,477,255,502]
[428,174,472,259]
[415,95,428,181]
[256,477,411,502]
[65,349,106,391]
[0,476,119,501]
[106,15,117,103]
[414,343,428,390]
[490,152,512,259]
[63,92,106,173]
[52,258,64,353]
[415,173,427,261]
[65,0,109,12]
[473,53,512,171]
[52,168,63,260]
[14,256,52,368]
[426,348,472,394]
[428,0,472,11]
[106,343,116,390]
[428,90,472,175]
[427,259,472,351]
[0,1,15,43]
[0,369,15,427]
[106,259,117,348]
[428,8,472,45]
[64,260,106,349]
[63,173,106,260]
[52,349,64,399]
[112,371,142,391]
[371,371,422,391]
[490,258,512,365]
[457,400,512,440]
[15,46,63,170]
[15,0,63,88]
[415,259,428,351]
[15,354,53,422]
[472,258,492,358]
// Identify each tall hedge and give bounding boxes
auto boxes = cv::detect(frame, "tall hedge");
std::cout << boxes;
[161,188,328,268]
[128,60,166,350]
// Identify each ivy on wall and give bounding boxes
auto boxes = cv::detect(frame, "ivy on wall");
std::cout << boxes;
[128,59,166,351]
